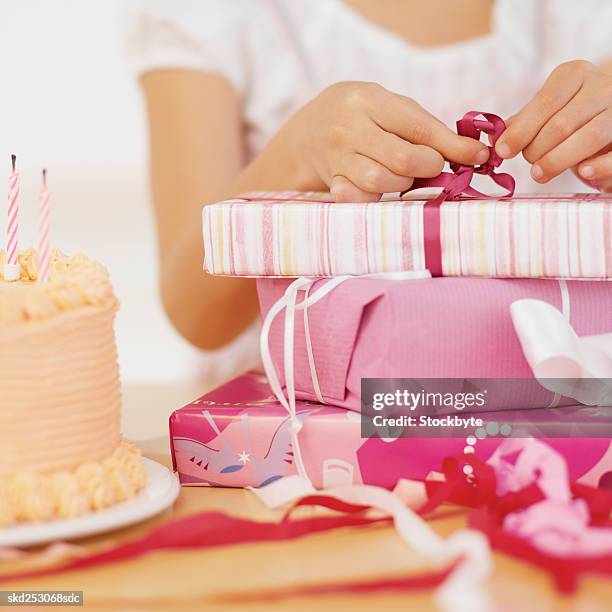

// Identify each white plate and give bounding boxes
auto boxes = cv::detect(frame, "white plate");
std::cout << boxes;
[0,458,180,548]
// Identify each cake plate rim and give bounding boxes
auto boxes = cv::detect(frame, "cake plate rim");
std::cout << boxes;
[0,457,180,548]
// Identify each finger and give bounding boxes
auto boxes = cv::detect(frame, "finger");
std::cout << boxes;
[531,110,612,182]
[496,61,590,159]
[571,166,601,191]
[338,153,416,194]
[598,179,612,193]
[370,93,490,165]
[330,175,383,203]
[488,114,515,145]
[577,148,612,182]
[357,123,445,177]
[522,85,607,163]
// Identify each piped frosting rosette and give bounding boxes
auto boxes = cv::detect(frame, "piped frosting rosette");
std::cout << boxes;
[0,441,145,526]
[0,248,117,323]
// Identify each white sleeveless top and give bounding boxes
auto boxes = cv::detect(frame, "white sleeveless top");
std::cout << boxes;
[127,0,612,379]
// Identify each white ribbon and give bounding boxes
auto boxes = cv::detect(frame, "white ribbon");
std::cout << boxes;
[260,274,587,436]
[510,298,612,405]
[252,478,492,612]
[303,282,325,404]
[260,275,355,486]
[257,270,494,611]
[260,270,432,422]
[256,274,610,608]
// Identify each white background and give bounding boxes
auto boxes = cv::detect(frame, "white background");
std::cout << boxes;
[0,1,211,382]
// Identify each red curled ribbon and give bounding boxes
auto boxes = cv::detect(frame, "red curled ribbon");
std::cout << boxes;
[401,111,516,276]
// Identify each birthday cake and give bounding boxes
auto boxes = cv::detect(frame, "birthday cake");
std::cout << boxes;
[0,249,146,526]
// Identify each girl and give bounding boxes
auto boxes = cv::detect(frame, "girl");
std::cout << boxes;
[129,0,612,375]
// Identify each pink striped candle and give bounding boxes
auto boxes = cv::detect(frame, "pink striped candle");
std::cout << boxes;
[37,169,50,283]
[4,155,20,281]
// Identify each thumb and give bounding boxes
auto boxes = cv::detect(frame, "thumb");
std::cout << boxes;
[488,114,516,145]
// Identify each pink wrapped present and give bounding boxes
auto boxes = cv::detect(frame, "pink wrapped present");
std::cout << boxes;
[203,113,611,280]
[170,371,612,490]
[203,191,612,279]
[257,276,612,412]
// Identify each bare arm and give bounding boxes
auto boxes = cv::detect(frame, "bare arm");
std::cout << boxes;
[142,71,488,350]
[141,70,312,350]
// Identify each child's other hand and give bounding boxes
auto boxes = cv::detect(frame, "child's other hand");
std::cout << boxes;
[495,61,612,192]
[288,81,489,202]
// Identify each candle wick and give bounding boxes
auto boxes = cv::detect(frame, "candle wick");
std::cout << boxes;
[42,168,47,186]
[10,154,16,173]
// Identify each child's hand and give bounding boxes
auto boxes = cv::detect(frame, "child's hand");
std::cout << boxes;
[287,81,489,202]
[495,61,612,191]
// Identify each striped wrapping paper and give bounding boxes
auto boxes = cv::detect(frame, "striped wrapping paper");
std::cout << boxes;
[202,191,612,279]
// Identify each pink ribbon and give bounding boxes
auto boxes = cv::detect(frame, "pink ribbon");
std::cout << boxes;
[424,444,612,592]
[402,111,516,276]
[489,439,612,560]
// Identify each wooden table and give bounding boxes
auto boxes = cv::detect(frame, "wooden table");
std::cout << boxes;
[3,384,611,611]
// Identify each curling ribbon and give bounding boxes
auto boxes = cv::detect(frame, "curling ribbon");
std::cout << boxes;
[0,497,459,598]
[401,111,515,276]
[239,111,516,277]
[424,441,612,593]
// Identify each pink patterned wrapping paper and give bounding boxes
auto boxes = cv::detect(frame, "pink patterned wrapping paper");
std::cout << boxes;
[202,191,612,279]
[169,371,612,490]
[257,276,612,412]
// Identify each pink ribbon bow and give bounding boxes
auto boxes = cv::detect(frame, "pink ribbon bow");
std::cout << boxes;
[488,438,612,560]
[402,111,516,276]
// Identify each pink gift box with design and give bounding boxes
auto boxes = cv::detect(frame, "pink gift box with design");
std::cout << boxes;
[256,276,612,412]
[169,371,612,490]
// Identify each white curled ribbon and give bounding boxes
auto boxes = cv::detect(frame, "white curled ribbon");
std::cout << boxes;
[260,275,355,487]
[511,296,612,405]
[257,269,493,611]
[260,270,434,484]
[256,273,609,607]
[253,478,492,612]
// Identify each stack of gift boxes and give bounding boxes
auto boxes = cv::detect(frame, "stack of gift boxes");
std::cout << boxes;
[170,115,612,493]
